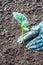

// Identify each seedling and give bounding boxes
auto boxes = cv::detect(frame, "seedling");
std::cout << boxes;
[12,12,29,44]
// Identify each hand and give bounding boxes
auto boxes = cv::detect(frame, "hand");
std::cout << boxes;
[17,21,43,51]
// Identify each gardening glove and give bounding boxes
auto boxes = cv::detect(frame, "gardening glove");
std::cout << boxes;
[26,21,43,51]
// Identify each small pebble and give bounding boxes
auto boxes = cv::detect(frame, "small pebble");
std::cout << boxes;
[0,53,2,56]
[0,25,3,29]
[1,31,5,36]
[0,13,3,17]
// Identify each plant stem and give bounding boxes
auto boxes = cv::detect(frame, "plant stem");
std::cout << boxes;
[22,29,24,44]
[21,24,24,44]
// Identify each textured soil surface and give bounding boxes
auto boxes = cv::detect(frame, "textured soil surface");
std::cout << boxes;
[0,0,43,65]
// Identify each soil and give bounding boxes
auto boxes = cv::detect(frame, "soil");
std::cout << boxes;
[0,0,43,65]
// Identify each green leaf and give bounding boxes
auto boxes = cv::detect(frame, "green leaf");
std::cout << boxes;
[12,12,27,23]
[21,21,29,31]
[21,21,28,27]
[13,12,29,31]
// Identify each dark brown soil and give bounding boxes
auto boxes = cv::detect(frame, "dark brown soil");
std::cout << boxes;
[0,0,43,65]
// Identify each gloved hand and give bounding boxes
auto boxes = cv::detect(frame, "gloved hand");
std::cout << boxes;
[17,21,43,51]
[26,21,43,51]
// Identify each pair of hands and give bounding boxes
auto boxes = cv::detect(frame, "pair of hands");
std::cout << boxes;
[17,21,43,51]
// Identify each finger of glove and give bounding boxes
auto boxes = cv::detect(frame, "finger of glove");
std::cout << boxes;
[17,30,38,44]
[30,46,43,51]
[34,46,43,51]
[17,32,29,43]
[26,40,35,48]
[27,42,43,51]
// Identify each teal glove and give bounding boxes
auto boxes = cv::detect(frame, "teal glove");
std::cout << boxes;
[26,21,43,51]
[17,21,43,51]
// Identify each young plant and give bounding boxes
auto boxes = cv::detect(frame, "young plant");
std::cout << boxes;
[12,12,29,44]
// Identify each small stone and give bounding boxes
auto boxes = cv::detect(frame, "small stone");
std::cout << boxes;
[5,30,8,34]
[1,31,5,36]
[1,42,4,45]
[0,13,3,17]
[0,53,2,56]
[0,25,3,29]
[32,58,36,62]
[11,33,15,37]
[21,9,23,12]
[5,16,9,20]
[4,29,10,39]
[4,29,10,35]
